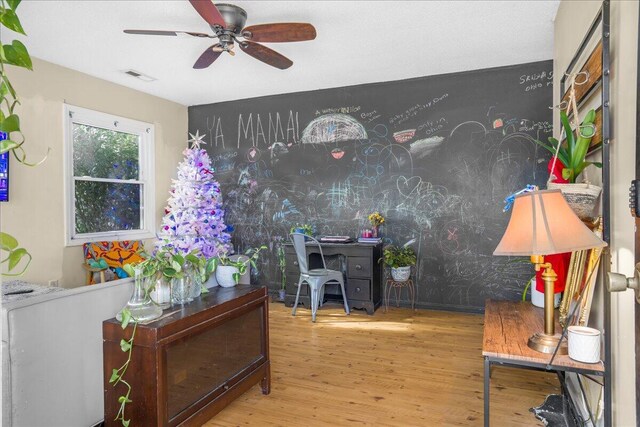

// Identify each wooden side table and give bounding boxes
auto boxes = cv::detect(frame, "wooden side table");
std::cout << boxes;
[383,279,415,312]
[482,300,604,426]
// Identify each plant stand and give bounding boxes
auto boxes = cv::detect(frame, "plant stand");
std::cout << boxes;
[383,278,415,312]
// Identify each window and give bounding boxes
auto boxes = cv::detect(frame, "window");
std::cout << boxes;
[64,105,155,245]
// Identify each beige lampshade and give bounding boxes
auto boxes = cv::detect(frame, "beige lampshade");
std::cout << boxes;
[493,189,607,256]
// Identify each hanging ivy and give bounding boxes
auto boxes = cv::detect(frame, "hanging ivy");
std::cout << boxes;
[0,0,49,276]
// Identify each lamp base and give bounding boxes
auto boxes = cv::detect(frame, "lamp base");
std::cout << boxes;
[528,332,568,354]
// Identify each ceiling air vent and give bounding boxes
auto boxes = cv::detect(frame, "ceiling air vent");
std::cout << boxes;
[123,69,156,82]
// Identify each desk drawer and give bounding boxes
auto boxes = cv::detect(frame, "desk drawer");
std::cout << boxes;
[285,274,307,296]
[285,254,300,274]
[347,279,370,301]
[348,257,371,278]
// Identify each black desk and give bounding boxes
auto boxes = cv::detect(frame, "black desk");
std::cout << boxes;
[283,242,383,315]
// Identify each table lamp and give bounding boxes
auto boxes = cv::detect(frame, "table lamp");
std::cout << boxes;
[493,189,607,354]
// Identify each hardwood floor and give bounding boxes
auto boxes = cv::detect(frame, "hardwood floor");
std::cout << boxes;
[204,302,559,426]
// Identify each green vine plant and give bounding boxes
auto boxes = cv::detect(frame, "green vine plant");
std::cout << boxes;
[277,245,286,290]
[108,251,217,426]
[0,232,30,275]
[217,245,267,284]
[0,0,49,276]
[109,306,137,427]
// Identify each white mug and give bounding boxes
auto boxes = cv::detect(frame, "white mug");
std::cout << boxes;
[567,326,601,364]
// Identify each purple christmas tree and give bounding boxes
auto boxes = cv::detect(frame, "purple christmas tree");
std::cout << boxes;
[157,131,231,258]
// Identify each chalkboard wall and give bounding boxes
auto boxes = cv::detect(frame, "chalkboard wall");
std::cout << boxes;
[188,60,553,312]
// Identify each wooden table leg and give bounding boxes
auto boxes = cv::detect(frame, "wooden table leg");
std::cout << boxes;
[261,362,271,395]
[384,280,391,313]
[409,279,415,311]
[484,357,490,427]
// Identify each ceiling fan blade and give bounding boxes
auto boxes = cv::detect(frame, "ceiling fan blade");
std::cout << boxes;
[242,23,316,43]
[189,0,226,27]
[240,41,293,70]
[124,29,214,38]
[193,44,224,69]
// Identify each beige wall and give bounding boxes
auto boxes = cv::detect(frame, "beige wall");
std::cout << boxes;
[0,58,187,288]
[555,1,638,425]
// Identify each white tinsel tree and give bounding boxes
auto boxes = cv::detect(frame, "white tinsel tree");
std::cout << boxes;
[156,131,231,258]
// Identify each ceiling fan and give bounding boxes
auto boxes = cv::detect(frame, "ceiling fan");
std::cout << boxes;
[124,0,316,70]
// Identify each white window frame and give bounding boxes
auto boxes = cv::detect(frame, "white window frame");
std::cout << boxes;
[63,104,155,246]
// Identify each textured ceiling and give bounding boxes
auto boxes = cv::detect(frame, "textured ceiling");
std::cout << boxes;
[14,1,559,106]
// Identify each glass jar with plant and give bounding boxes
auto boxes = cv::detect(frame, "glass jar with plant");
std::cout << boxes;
[154,250,198,304]
[215,245,267,287]
[185,251,217,294]
[380,245,417,281]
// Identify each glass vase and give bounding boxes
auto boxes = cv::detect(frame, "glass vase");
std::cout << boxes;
[171,274,195,304]
[190,268,202,300]
[116,267,163,323]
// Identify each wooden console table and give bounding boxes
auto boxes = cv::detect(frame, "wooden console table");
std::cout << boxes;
[103,285,270,426]
[483,300,604,426]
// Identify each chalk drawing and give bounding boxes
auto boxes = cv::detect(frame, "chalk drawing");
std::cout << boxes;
[301,113,367,144]
[409,136,445,158]
[393,129,416,143]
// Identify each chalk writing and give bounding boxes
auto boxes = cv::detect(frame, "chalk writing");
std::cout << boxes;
[388,93,449,127]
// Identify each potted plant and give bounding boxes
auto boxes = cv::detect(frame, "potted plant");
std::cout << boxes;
[185,252,217,293]
[380,245,416,281]
[535,108,602,219]
[290,223,313,238]
[215,245,267,287]
[154,249,202,304]
[276,245,287,301]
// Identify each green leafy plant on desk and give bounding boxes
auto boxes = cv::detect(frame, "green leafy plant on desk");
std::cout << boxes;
[290,223,313,236]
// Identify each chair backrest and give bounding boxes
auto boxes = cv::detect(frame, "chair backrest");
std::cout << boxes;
[289,233,327,274]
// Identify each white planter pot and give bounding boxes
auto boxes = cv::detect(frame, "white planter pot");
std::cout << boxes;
[216,266,239,288]
[547,182,602,220]
[391,266,411,281]
[568,326,601,363]
[531,282,561,308]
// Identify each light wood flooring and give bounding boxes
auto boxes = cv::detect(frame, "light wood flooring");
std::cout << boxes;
[204,302,559,426]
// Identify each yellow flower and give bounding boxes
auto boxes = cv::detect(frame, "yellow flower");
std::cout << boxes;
[368,212,385,227]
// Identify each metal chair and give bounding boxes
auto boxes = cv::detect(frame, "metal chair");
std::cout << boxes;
[290,233,350,322]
